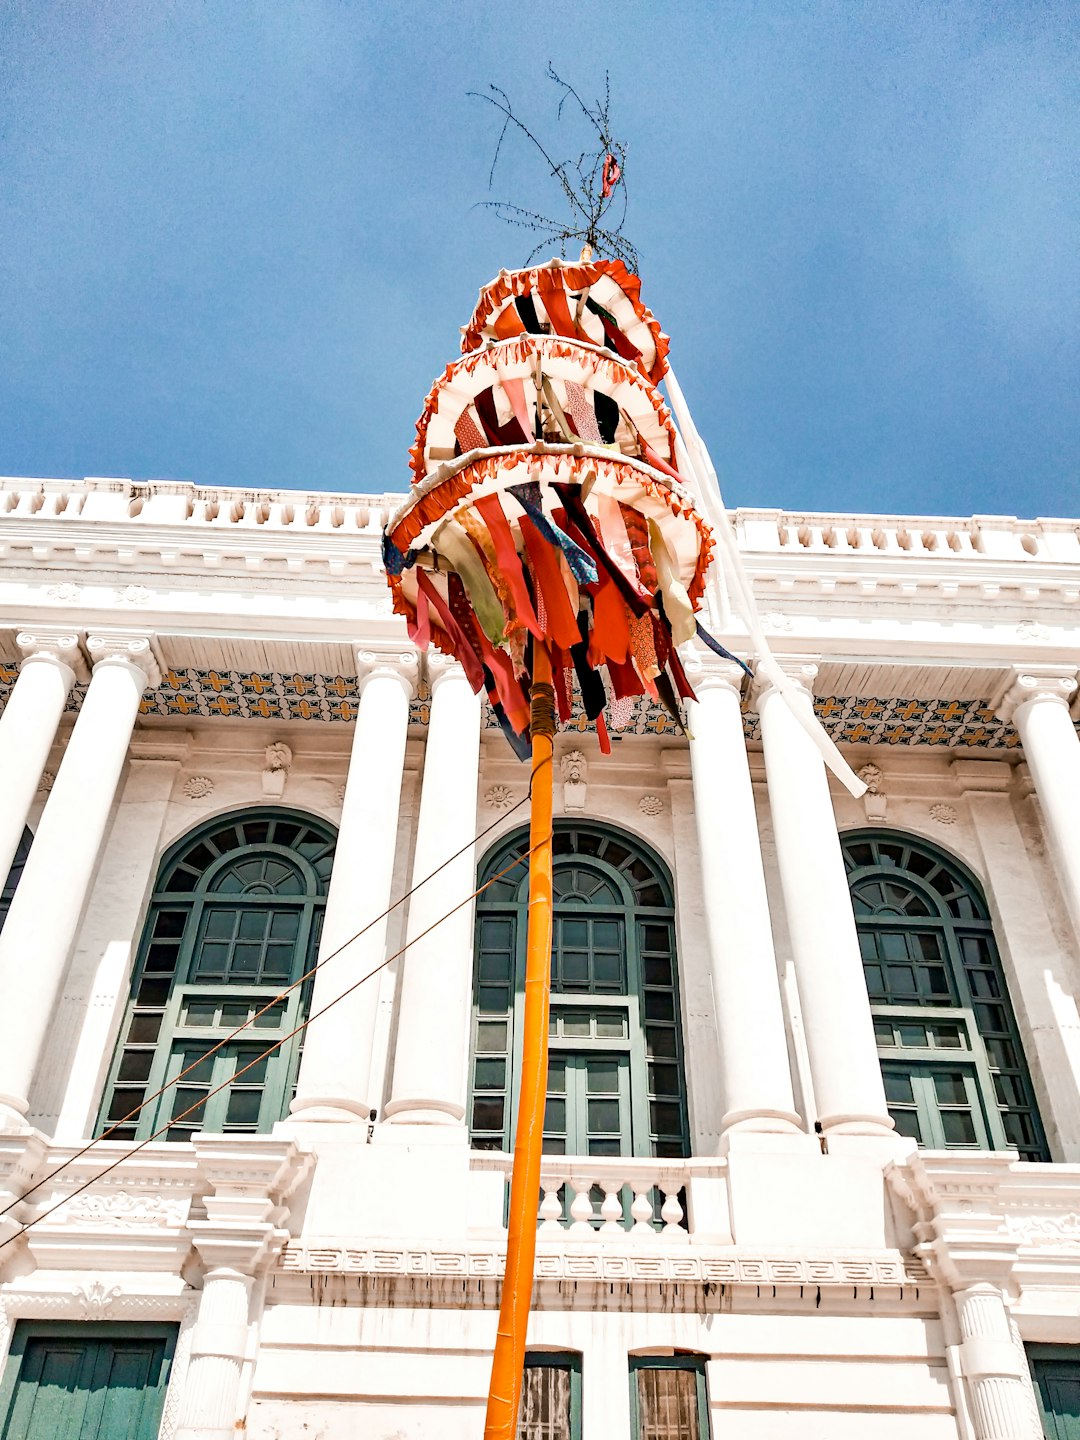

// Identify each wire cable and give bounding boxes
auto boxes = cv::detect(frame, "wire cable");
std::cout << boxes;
[0,822,549,1257]
[0,756,550,1229]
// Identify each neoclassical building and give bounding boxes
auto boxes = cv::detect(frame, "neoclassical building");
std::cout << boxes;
[0,474,1078,1439]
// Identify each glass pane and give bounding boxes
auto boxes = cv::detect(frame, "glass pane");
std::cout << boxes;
[941,1109,977,1145]
[932,1023,964,1049]
[476,1022,508,1053]
[474,1059,505,1091]
[172,1088,207,1124]
[889,1108,923,1142]
[646,1026,677,1058]
[226,1089,263,1126]
[933,1071,970,1105]
[128,1012,162,1044]
[472,1097,504,1131]
[561,1011,591,1037]
[883,1070,914,1104]
[898,1023,928,1048]
[596,1012,627,1038]
[586,1061,619,1093]
[117,1050,153,1083]
[636,1366,700,1440]
[253,1003,285,1028]
[184,1000,218,1027]
[544,1098,566,1132]
[587,1099,620,1132]
[643,990,675,1022]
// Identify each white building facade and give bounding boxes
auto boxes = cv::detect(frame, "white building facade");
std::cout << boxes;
[0,473,1077,1439]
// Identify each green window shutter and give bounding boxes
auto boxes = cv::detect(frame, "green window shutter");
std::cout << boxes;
[520,1352,582,1440]
[1028,1346,1080,1440]
[98,808,335,1143]
[0,1323,177,1440]
[629,1355,710,1440]
[844,829,1048,1160]
[470,823,689,1167]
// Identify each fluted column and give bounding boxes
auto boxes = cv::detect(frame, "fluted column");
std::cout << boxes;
[290,647,417,1123]
[385,659,482,1129]
[686,661,801,1133]
[997,668,1080,939]
[955,1283,1043,1440]
[0,632,159,1130]
[753,663,892,1135]
[0,629,86,892]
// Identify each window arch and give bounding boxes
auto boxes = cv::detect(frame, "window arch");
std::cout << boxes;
[843,830,1047,1160]
[470,822,688,1159]
[99,808,335,1142]
[0,827,31,934]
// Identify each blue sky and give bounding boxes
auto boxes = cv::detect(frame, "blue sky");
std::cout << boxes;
[2,2,1077,518]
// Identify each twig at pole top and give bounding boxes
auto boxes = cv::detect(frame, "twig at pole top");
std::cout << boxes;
[468,65,639,270]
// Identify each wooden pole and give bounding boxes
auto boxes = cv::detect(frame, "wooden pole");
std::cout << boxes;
[483,646,555,1440]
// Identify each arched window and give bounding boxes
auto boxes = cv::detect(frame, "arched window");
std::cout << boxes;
[843,830,1047,1160]
[0,827,31,934]
[99,809,334,1142]
[470,822,688,1159]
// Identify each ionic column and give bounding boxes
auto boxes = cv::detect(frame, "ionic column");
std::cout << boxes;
[687,662,801,1133]
[0,629,86,891]
[385,659,482,1129]
[955,1283,1043,1440]
[290,647,417,1123]
[0,632,159,1130]
[752,663,893,1135]
[996,669,1080,939]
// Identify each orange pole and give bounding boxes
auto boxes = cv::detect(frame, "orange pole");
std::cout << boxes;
[484,647,555,1440]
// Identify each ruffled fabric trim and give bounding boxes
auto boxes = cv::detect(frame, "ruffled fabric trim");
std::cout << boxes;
[460,259,671,385]
[409,335,681,484]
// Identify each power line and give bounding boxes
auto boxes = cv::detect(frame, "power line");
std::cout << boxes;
[0,760,550,1238]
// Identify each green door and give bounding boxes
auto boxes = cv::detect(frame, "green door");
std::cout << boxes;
[0,1323,176,1440]
[1029,1347,1080,1440]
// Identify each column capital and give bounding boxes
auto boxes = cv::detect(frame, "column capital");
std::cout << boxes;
[749,657,820,709]
[355,644,419,697]
[16,627,89,682]
[425,651,471,696]
[681,650,748,698]
[85,632,161,688]
[994,665,1078,724]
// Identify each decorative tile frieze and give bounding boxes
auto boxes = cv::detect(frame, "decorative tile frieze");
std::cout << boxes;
[1,663,1076,748]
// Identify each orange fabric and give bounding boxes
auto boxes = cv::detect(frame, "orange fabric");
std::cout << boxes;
[518,515,581,651]
[462,258,671,384]
[389,451,714,611]
[535,277,580,340]
[589,573,631,666]
[493,304,526,340]
[474,494,544,641]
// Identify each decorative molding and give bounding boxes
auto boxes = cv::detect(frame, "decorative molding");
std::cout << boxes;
[85,632,161,687]
[994,667,1079,725]
[639,794,664,817]
[262,742,293,798]
[115,584,152,606]
[484,784,514,812]
[930,803,958,826]
[560,749,588,812]
[16,627,89,682]
[858,763,888,822]
[1005,1212,1080,1248]
[181,775,215,800]
[278,1243,927,1290]
[44,582,82,602]
[48,1189,191,1230]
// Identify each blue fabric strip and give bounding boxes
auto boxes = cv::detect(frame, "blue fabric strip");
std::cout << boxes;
[508,480,598,587]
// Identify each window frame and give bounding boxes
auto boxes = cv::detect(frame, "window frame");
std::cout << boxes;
[97,808,334,1142]
[520,1350,582,1440]
[1026,1343,1080,1440]
[628,1354,710,1440]
[843,828,1048,1161]
[470,822,688,1160]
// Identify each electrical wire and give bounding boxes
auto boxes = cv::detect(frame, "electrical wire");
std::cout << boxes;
[0,757,551,1240]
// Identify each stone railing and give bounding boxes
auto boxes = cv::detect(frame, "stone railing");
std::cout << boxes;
[470,1153,730,1244]
[736,510,1080,564]
[0,477,401,535]
[2,477,1077,565]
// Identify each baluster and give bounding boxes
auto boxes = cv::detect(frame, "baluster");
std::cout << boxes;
[538,1176,565,1239]
[629,1181,656,1240]
[599,1180,624,1237]
[567,1179,597,1239]
[659,1183,688,1244]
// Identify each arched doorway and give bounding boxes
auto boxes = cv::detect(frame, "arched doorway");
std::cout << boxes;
[470,822,688,1159]
[98,808,335,1141]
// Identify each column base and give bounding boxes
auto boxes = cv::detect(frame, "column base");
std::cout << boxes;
[720,1107,804,1135]
[0,1093,31,1134]
[382,1097,466,1126]
[287,1094,374,1124]
[818,1111,897,1136]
